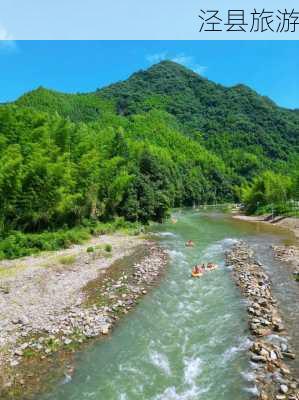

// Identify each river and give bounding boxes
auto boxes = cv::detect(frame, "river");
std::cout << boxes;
[40,210,298,400]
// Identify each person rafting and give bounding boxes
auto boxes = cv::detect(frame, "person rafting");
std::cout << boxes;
[194,264,205,274]
[207,262,218,271]
[193,265,200,274]
[192,263,205,277]
[192,265,201,277]
[186,240,194,247]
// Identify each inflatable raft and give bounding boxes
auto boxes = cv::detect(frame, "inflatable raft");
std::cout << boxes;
[191,271,203,278]
[186,240,194,247]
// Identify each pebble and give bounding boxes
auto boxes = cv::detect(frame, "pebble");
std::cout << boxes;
[1,243,169,395]
[280,384,288,394]
[14,349,23,357]
[226,241,298,400]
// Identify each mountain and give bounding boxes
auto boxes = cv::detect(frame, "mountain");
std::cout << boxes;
[15,61,299,163]
[99,61,299,161]
[0,60,297,240]
[15,87,110,122]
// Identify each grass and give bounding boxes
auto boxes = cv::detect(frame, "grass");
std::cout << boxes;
[0,263,27,279]
[104,244,112,253]
[0,228,90,261]
[0,217,142,261]
[58,255,76,265]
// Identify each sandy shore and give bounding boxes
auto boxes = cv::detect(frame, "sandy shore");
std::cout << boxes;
[0,233,168,399]
[233,214,299,239]
[233,215,299,277]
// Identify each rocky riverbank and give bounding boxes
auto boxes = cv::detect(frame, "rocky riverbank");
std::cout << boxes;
[226,241,298,400]
[0,235,168,399]
[271,245,299,281]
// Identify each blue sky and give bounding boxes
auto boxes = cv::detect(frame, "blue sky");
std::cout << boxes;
[0,41,298,109]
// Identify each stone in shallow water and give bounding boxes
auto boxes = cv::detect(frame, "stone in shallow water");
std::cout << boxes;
[280,384,288,394]
[251,354,267,363]
[101,325,110,335]
[280,366,290,375]
[282,351,295,359]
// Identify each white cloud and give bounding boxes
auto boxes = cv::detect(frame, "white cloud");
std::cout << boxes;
[171,53,207,76]
[171,54,193,65]
[146,52,167,64]
[193,65,208,75]
[146,52,207,76]
[0,25,17,52]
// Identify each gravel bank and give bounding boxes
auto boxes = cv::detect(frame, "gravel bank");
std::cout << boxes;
[271,245,299,280]
[0,234,168,399]
[233,214,299,282]
[226,241,298,400]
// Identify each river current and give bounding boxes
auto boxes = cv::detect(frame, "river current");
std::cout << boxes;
[41,211,298,400]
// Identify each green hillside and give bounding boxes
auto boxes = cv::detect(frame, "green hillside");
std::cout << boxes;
[15,61,299,171]
[0,60,298,258]
[16,87,113,122]
[100,61,299,163]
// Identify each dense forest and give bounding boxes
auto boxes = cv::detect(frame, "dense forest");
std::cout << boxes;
[0,61,298,258]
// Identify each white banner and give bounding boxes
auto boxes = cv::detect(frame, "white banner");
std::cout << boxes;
[1,0,299,40]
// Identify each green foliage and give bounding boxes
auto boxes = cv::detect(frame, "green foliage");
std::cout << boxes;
[104,244,112,253]
[86,246,95,253]
[58,255,76,265]
[0,227,90,260]
[15,87,114,122]
[101,61,299,163]
[0,60,298,259]
[0,218,141,260]
[241,171,293,215]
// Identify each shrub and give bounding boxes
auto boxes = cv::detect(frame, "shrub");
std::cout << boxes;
[104,244,112,253]
[86,246,94,253]
[0,228,91,260]
[0,219,138,261]
[58,255,76,265]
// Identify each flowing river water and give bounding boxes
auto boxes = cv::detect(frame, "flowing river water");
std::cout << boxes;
[40,211,298,400]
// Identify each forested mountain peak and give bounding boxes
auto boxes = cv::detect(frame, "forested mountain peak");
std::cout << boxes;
[99,60,281,113]
[99,60,213,103]
[130,60,205,82]
[99,61,299,160]
[5,60,298,166]
[0,60,298,246]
